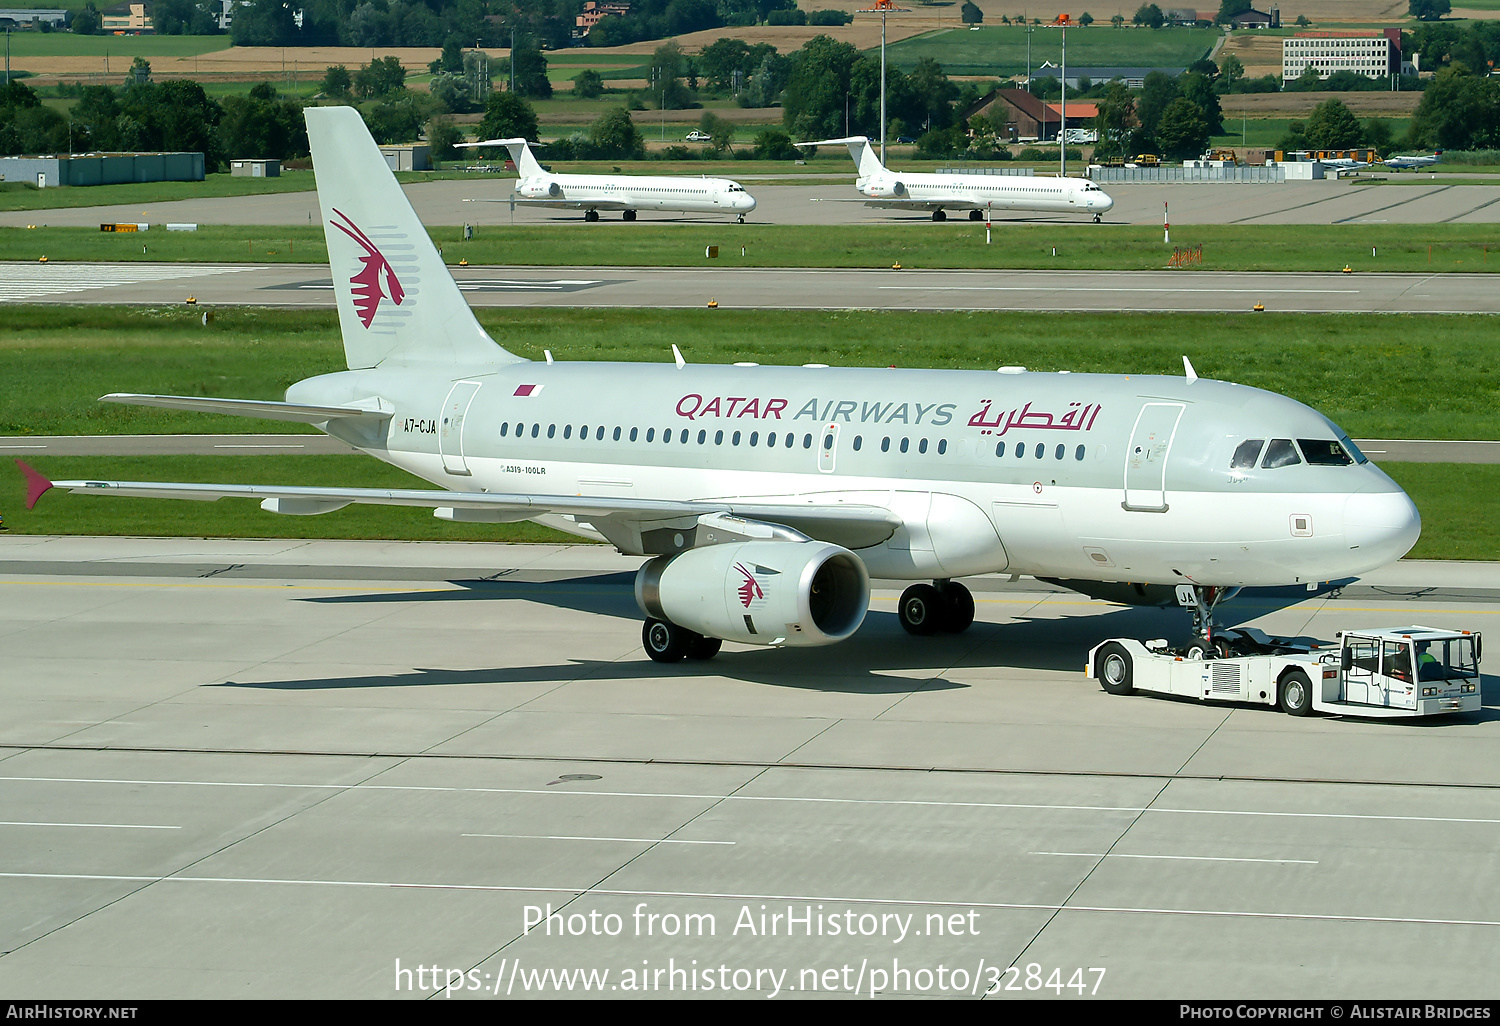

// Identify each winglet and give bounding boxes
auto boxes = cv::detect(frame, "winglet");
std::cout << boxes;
[16,460,53,509]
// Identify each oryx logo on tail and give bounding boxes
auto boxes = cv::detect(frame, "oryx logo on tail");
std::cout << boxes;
[330,207,405,328]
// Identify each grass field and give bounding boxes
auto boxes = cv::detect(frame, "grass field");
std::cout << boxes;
[4,305,1499,444]
[9,222,1500,274]
[886,24,1220,76]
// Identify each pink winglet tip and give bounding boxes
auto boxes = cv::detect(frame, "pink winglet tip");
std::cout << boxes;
[16,460,53,510]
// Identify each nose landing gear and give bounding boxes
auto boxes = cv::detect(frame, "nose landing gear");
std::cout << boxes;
[1181,584,1240,658]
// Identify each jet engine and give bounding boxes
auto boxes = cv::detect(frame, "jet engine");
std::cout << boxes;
[635,541,869,647]
[865,179,907,199]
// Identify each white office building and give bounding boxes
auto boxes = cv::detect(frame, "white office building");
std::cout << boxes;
[1283,31,1398,82]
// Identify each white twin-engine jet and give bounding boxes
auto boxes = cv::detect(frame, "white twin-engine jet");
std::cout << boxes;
[467,136,756,222]
[20,106,1419,665]
[801,135,1115,223]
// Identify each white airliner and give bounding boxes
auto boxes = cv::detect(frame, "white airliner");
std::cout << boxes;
[1382,151,1442,171]
[801,135,1114,222]
[20,106,1419,665]
[467,137,757,222]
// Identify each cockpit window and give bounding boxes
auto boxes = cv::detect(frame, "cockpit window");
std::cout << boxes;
[1230,439,1264,470]
[1261,438,1302,468]
[1298,439,1354,466]
[1338,432,1369,464]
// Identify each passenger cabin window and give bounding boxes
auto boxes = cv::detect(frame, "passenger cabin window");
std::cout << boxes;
[1261,438,1302,469]
[1297,439,1354,466]
[1231,439,1264,470]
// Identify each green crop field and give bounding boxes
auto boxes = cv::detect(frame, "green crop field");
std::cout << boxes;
[0,33,232,59]
[886,24,1220,76]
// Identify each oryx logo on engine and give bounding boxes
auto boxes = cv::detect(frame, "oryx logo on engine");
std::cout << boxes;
[331,207,405,328]
[735,563,764,608]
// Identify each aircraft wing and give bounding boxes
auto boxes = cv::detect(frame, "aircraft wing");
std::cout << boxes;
[99,393,394,423]
[18,463,901,551]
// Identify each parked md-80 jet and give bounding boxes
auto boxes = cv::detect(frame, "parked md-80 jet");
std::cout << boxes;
[466,137,756,222]
[801,135,1114,222]
[20,107,1419,664]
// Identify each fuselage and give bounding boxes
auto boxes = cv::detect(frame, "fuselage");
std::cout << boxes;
[515,173,756,216]
[857,171,1114,217]
[290,362,1418,589]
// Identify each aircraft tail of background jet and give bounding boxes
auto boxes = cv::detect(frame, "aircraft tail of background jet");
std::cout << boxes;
[799,136,887,178]
[306,106,522,371]
[494,138,547,179]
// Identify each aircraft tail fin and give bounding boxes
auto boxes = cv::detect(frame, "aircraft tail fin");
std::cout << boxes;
[797,136,886,177]
[305,106,523,371]
[496,138,546,178]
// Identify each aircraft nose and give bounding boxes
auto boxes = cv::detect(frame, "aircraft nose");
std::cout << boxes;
[1343,487,1421,568]
[1094,193,1114,212]
[737,193,757,212]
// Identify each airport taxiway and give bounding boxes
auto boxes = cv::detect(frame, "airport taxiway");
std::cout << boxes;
[2,536,1498,998]
[5,175,1500,229]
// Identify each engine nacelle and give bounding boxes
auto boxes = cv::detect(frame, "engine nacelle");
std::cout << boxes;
[635,541,869,647]
[865,179,907,199]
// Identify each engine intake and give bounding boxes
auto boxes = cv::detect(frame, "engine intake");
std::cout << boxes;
[635,541,869,647]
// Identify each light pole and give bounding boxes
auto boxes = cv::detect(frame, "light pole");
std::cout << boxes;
[1049,14,1072,177]
[858,0,908,165]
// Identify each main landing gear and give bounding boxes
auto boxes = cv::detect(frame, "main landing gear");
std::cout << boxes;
[584,209,600,222]
[642,618,722,663]
[897,580,974,636]
[968,209,983,221]
[623,209,637,221]
[931,209,947,222]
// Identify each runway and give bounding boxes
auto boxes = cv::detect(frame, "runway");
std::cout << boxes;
[2,536,1498,998]
[7,261,1500,315]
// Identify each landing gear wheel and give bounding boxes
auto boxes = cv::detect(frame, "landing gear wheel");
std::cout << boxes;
[1185,643,1208,661]
[968,209,983,221]
[932,209,947,222]
[642,618,689,663]
[623,209,636,221]
[685,635,722,660]
[1093,214,1102,223]
[1279,670,1314,716]
[737,214,746,223]
[935,581,974,633]
[898,584,943,635]
[584,210,600,222]
[1096,642,1135,695]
